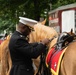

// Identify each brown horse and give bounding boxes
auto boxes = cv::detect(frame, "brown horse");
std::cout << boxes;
[0,35,12,75]
[59,30,76,75]
[59,41,76,75]
[30,27,76,75]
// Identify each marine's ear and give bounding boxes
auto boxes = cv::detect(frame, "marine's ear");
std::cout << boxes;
[41,19,46,25]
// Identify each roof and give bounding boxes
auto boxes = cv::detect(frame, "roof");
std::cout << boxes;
[49,3,76,14]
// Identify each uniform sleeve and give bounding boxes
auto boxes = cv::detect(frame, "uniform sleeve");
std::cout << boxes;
[14,38,46,59]
[30,43,38,47]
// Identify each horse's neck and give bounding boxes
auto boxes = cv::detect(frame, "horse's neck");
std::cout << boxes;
[35,25,57,39]
[29,32,37,43]
[47,38,57,51]
[29,24,58,45]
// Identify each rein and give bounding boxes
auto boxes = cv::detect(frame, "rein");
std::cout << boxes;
[36,36,57,75]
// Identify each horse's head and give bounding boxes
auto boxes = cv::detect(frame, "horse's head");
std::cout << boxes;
[29,20,58,49]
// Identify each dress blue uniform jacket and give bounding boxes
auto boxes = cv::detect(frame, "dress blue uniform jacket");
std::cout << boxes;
[9,31,46,75]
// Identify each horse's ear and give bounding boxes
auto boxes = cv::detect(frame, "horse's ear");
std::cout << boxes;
[69,28,75,36]
[70,28,73,34]
[6,35,10,40]
[41,19,46,25]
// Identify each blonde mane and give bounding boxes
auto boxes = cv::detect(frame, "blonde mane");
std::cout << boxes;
[29,23,58,48]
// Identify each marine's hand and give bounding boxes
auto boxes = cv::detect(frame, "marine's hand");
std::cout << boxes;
[41,38,50,45]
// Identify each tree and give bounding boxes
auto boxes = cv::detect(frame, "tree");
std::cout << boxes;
[0,0,75,33]
[51,0,76,9]
[0,0,50,33]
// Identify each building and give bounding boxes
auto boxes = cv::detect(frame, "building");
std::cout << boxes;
[48,3,76,33]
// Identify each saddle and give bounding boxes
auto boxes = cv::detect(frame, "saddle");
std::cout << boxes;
[55,32,74,50]
[46,32,74,75]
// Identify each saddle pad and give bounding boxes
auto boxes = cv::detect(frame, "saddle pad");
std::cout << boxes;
[46,47,67,75]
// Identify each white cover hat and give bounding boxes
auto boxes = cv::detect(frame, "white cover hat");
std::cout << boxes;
[19,17,38,27]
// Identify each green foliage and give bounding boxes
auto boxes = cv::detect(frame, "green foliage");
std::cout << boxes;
[0,0,76,33]
[0,0,50,33]
[51,0,76,9]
